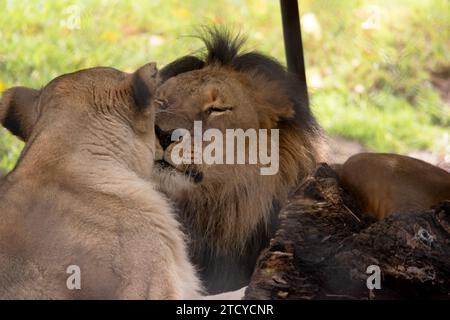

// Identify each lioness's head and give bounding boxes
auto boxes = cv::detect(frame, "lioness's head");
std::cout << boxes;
[152,29,325,262]
[0,63,158,179]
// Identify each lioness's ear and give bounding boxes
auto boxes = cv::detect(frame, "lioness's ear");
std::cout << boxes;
[0,87,40,141]
[131,62,158,111]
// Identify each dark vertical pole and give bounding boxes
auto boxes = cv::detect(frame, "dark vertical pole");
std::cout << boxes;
[280,0,309,109]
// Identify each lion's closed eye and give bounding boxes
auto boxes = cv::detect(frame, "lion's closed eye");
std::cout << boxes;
[154,98,169,109]
[205,105,233,115]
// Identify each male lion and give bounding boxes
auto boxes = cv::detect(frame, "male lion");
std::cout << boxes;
[152,29,326,293]
[0,64,201,299]
[152,29,449,294]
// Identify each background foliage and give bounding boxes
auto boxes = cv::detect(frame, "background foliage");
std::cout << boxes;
[0,0,448,172]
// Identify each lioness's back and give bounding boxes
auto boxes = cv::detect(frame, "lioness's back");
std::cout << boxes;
[0,64,201,299]
[0,172,200,299]
[0,179,126,299]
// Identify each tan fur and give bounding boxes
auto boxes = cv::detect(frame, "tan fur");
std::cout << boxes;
[336,153,450,220]
[0,64,201,299]
[154,66,324,253]
[152,64,325,292]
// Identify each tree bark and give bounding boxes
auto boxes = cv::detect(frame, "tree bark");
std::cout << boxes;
[245,164,450,300]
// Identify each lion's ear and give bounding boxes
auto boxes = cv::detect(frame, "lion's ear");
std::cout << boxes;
[159,56,205,82]
[130,62,158,112]
[0,87,40,141]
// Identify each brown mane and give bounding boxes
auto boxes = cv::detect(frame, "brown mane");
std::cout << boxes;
[154,28,326,293]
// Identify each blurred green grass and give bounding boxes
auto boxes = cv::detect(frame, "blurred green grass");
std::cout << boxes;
[0,0,449,171]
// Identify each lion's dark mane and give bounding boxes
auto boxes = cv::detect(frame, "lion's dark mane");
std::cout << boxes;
[160,27,318,134]
[157,27,322,293]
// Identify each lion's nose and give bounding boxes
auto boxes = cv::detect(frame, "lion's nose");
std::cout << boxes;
[155,126,175,150]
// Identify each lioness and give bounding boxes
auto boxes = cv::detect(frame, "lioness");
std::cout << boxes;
[0,64,201,299]
[337,152,450,220]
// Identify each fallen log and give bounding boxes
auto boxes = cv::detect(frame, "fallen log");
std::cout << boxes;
[245,164,450,300]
